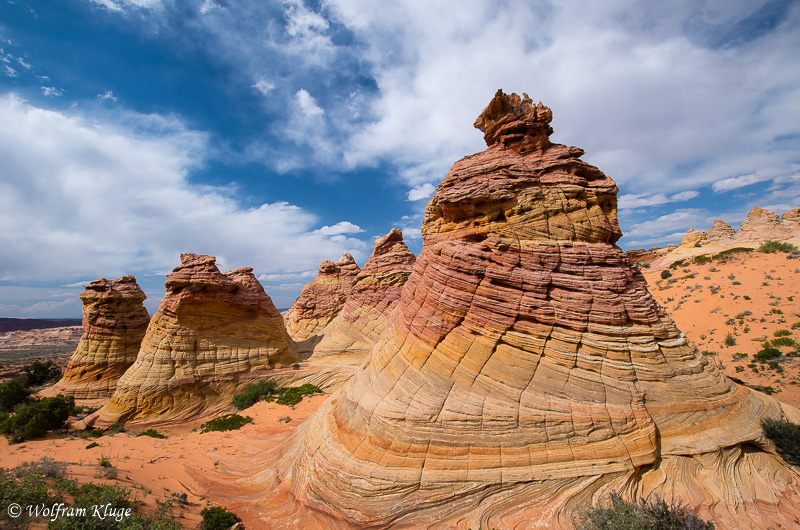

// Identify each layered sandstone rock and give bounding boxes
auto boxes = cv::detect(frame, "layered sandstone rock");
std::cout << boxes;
[312,229,416,360]
[53,276,149,400]
[704,219,736,241]
[284,253,360,343]
[782,208,800,225]
[88,254,295,426]
[261,91,800,528]
[679,228,706,245]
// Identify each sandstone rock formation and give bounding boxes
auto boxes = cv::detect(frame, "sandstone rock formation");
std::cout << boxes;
[312,229,416,360]
[783,208,800,226]
[679,228,705,245]
[704,219,736,241]
[259,91,800,528]
[53,276,149,400]
[88,254,295,426]
[283,253,361,344]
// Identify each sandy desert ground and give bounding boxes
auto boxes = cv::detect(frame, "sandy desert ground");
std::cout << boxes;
[0,394,329,529]
[643,249,800,406]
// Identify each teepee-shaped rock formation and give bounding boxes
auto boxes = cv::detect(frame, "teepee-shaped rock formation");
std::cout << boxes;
[284,253,360,343]
[312,229,416,360]
[53,276,149,400]
[88,254,295,426]
[264,91,800,528]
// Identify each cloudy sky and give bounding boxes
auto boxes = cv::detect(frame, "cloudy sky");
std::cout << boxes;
[1,0,799,318]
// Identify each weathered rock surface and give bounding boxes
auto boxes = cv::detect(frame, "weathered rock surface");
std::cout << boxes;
[53,276,149,400]
[258,91,800,528]
[679,228,706,245]
[704,219,736,241]
[284,253,361,344]
[312,229,416,361]
[88,254,295,426]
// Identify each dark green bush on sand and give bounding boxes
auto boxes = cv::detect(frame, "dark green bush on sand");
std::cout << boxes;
[759,241,799,254]
[574,493,714,530]
[275,383,322,406]
[0,395,75,442]
[200,506,241,530]
[200,414,253,433]
[137,429,167,439]
[233,379,278,410]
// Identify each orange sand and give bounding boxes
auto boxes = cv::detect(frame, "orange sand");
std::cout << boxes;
[643,251,800,406]
[0,394,329,529]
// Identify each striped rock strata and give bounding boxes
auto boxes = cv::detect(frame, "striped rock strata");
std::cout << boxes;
[284,253,361,344]
[53,276,149,400]
[88,254,295,426]
[312,229,416,361]
[260,90,800,528]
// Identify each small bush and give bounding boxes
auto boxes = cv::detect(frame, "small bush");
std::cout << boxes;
[732,353,748,360]
[772,308,783,315]
[233,379,279,410]
[660,270,673,279]
[275,383,322,406]
[201,506,242,530]
[95,456,117,479]
[762,417,800,466]
[137,428,167,439]
[735,366,745,373]
[759,240,799,254]
[755,385,778,395]
[771,337,798,348]
[107,422,126,434]
[694,255,712,265]
[0,394,75,442]
[79,428,104,439]
[724,334,736,347]
[754,343,782,363]
[201,414,253,433]
[774,329,792,337]
[574,493,714,530]
[85,441,100,449]
[700,350,717,356]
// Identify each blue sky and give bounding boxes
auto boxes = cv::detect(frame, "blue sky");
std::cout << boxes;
[1,0,799,318]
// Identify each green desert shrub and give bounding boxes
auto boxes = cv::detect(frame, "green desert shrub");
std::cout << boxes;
[755,385,778,395]
[0,458,181,530]
[574,493,714,530]
[137,429,167,439]
[200,506,241,530]
[200,414,253,433]
[85,441,100,449]
[694,254,712,265]
[19,360,62,387]
[275,384,322,406]
[0,395,75,442]
[660,270,673,279]
[762,417,800,466]
[0,379,32,413]
[754,343,782,363]
[724,334,736,347]
[771,337,798,348]
[759,240,799,254]
[774,329,792,337]
[233,379,278,410]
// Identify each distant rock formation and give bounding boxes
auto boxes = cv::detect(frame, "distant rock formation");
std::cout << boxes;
[260,90,800,528]
[704,219,736,241]
[312,229,416,360]
[283,253,360,344]
[88,254,295,426]
[53,276,149,400]
[679,228,706,245]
